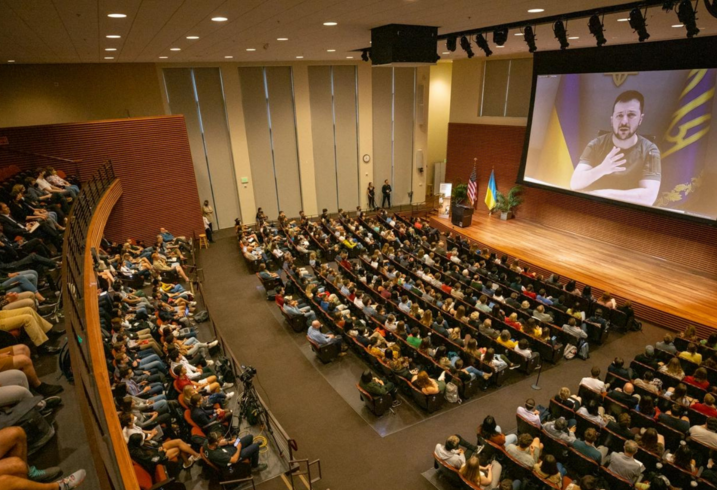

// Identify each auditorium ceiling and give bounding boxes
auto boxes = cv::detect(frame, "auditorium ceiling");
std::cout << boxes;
[1,0,716,64]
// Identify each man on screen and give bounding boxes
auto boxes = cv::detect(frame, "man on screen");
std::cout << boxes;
[570,90,661,206]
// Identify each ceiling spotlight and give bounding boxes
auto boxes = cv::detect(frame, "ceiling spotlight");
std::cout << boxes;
[105,48,117,51]
[346,56,354,59]
[327,49,336,52]
[246,48,256,52]
[107,13,126,18]
[493,28,509,46]
[588,14,607,46]
[186,36,199,40]
[528,8,545,13]
[442,51,450,55]
[475,33,492,57]
[225,56,233,59]
[617,18,629,22]
[361,49,370,62]
[170,48,181,51]
[515,32,524,36]
[323,21,338,26]
[460,35,475,58]
[106,35,121,39]
[277,37,289,41]
[553,20,569,50]
[446,36,457,52]
[523,26,538,53]
[296,56,304,59]
[159,56,168,59]
[211,17,228,22]
[629,8,650,42]
[677,0,700,37]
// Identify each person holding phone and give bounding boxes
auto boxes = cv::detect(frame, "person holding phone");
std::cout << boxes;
[203,432,267,473]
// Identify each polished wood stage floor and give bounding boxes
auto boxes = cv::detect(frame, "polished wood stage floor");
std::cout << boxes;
[430,213,717,335]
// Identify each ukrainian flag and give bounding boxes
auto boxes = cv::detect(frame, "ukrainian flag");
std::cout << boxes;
[485,170,497,210]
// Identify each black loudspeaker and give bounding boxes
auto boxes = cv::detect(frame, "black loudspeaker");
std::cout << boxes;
[370,24,440,66]
[451,205,474,228]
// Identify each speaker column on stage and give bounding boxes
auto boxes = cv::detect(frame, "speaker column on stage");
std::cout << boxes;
[451,204,474,228]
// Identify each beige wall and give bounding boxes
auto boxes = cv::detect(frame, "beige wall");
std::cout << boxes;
[426,62,453,191]
[0,63,165,128]
[448,56,531,127]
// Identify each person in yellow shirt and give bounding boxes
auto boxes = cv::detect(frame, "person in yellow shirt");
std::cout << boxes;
[497,330,518,350]
[678,343,703,365]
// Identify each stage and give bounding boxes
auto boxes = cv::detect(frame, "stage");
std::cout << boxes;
[430,213,717,336]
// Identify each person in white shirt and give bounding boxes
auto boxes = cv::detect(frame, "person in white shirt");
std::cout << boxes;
[514,339,533,359]
[689,418,717,449]
[517,398,542,427]
[580,366,607,393]
[435,435,467,469]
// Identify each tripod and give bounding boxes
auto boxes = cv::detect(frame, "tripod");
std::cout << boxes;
[238,379,282,456]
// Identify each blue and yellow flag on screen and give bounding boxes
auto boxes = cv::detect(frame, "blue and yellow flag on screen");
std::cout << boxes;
[485,170,497,210]
[655,69,716,208]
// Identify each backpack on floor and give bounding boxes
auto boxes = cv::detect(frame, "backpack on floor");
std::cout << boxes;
[266,288,277,301]
[578,340,590,360]
[193,310,209,323]
[444,382,461,404]
[58,341,73,383]
[563,343,577,360]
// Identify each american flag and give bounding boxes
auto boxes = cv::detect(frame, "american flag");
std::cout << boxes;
[467,160,478,207]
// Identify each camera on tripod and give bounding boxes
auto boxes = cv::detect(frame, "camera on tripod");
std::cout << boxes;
[240,365,257,384]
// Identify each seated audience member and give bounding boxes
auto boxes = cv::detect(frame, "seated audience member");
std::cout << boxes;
[607,357,630,379]
[655,334,677,354]
[664,382,691,406]
[532,305,553,323]
[634,345,660,369]
[636,395,657,417]
[204,432,266,473]
[516,398,542,427]
[565,475,598,490]
[577,400,607,428]
[683,367,710,390]
[605,440,645,484]
[656,403,690,433]
[571,428,602,464]
[597,292,617,309]
[680,324,699,342]
[579,366,606,393]
[189,393,230,431]
[678,342,702,365]
[635,428,664,456]
[607,412,634,440]
[460,453,501,489]
[543,417,576,444]
[359,370,400,407]
[688,417,717,449]
[692,394,717,418]
[607,383,639,408]
[562,317,587,340]
[435,434,474,468]
[412,370,445,395]
[663,444,698,476]
[533,453,564,486]
[477,414,517,446]
[658,357,685,380]
[505,433,541,468]
[0,345,62,395]
[0,427,86,489]
[0,306,60,355]
[285,299,317,325]
[554,386,580,410]
[307,320,344,351]
[633,370,662,395]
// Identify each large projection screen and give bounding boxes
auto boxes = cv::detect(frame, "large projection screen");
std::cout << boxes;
[518,36,717,224]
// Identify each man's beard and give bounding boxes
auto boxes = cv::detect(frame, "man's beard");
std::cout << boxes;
[613,125,637,141]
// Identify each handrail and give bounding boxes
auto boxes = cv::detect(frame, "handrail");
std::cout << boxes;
[62,161,138,490]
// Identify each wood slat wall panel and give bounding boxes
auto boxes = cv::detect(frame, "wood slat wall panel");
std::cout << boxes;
[445,122,717,277]
[0,116,204,243]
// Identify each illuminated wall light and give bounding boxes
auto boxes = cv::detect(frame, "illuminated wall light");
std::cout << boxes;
[211,17,228,22]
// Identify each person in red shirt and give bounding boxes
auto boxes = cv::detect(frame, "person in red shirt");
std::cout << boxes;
[505,312,522,330]
[172,365,221,394]
[274,286,285,307]
[691,393,717,418]
[523,284,537,300]
[684,367,710,390]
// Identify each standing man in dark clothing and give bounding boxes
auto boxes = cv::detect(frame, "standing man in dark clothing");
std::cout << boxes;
[381,180,392,209]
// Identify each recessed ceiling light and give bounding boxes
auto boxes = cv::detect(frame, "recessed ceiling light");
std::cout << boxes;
[296,56,304,59]
[527,8,544,13]
[211,17,228,22]
[568,36,579,39]
[8,60,15,63]
[514,32,524,36]
[225,55,233,59]
[104,57,114,60]
[246,48,256,52]
[277,37,289,41]
[346,56,354,59]
[105,48,117,51]
[672,24,684,28]
[159,56,168,59]
[323,22,338,26]
[170,48,181,51]
[327,49,336,52]
[107,13,126,18]
[442,51,450,54]
[617,18,629,22]
[106,35,121,39]
[186,36,199,40]
[496,45,505,48]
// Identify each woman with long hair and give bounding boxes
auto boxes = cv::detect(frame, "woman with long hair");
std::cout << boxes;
[411,370,443,394]
[659,357,686,380]
[459,454,494,488]
[636,428,664,456]
[421,310,433,328]
[477,414,517,446]
[533,454,564,485]
[637,394,657,417]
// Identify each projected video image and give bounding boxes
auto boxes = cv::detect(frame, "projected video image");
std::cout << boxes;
[522,70,717,220]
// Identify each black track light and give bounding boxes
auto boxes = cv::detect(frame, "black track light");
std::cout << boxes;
[629,8,650,42]
[493,28,508,46]
[523,26,537,53]
[446,36,457,52]
[460,35,475,58]
[475,33,492,57]
[553,20,569,50]
[361,49,370,62]
[677,0,700,37]
[588,14,607,47]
